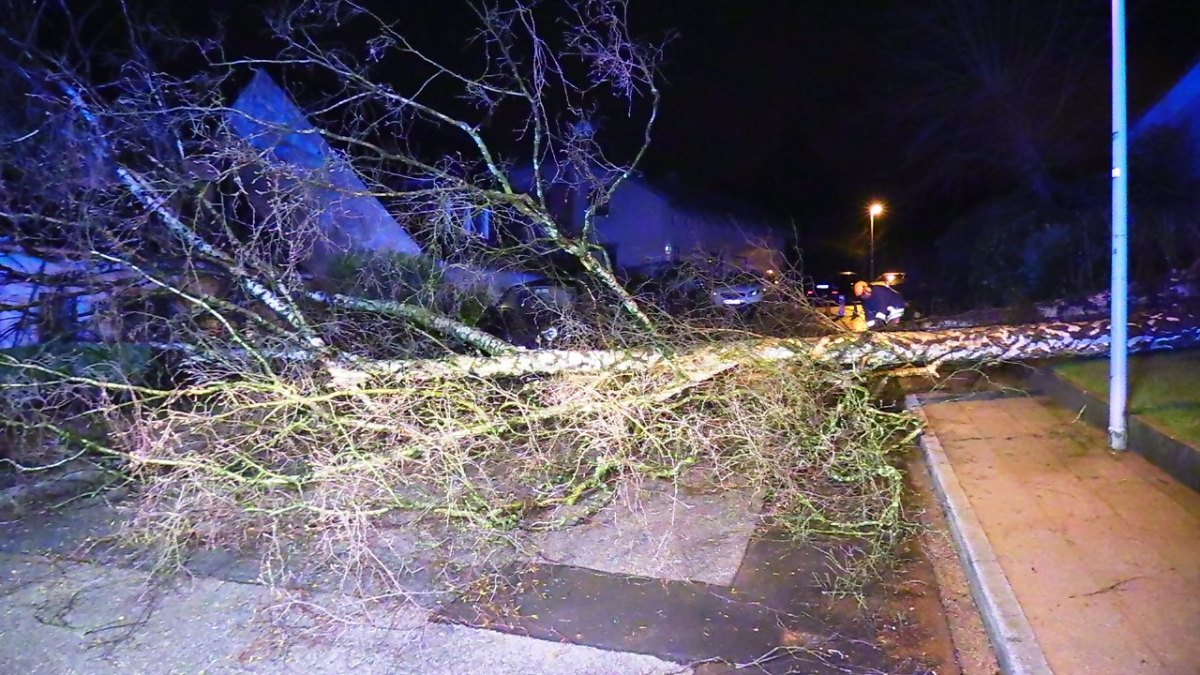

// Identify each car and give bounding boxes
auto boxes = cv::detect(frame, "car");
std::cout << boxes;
[807,271,859,305]
[629,263,766,315]
[707,272,767,308]
[807,271,862,330]
[482,277,580,348]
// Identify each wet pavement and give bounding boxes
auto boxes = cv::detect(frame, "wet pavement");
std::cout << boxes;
[441,531,951,673]
[0,373,1011,675]
[10,363,1196,674]
[0,478,961,674]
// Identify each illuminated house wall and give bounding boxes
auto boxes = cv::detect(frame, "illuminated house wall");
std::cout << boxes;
[228,70,542,304]
[515,164,786,277]
[0,243,127,348]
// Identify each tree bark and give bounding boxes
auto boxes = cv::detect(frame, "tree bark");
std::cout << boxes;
[334,311,1200,384]
[307,291,517,356]
[808,312,1200,369]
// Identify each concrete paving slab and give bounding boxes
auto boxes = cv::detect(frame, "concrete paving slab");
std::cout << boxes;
[0,553,687,675]
[0,500,128,557]
[0,498,469,602]
[907,394,1052,675]
[533,480,762,586]
[0,484,964,675]
[1144,470,1200,515]
[1095,477,1200,531]
[1107,571,1200,674]
[1027,366,1200,494]
[441,562,864,669]
[0,409,968,675]
[440,530,940,674]
[1022,593,1167,675]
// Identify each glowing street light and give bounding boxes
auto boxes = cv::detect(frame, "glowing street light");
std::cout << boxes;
[868,202,884,280]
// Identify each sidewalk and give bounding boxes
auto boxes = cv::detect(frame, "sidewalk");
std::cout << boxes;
[0,475,957,674]
[0,551,684,675]
[908,378,1200,675]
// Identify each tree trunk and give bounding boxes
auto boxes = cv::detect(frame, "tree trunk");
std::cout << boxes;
[808,311,1200,369]
[335,311,1200,384]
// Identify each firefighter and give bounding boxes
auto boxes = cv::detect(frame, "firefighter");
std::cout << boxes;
[853,280,906,329]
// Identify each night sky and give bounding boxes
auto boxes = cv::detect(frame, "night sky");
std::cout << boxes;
[35,0,1200,271]
[625,1,1200,266]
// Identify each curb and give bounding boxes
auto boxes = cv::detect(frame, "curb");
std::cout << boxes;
[905,394,1053,675]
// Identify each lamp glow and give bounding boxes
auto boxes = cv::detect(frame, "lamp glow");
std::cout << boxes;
[867,202,885,279]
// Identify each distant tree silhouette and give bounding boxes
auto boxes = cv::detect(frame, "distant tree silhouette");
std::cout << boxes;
[882,0,1108,204]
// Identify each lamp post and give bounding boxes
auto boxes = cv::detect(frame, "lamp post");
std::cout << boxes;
[1110,0,1129,450]
[868,202,884,280]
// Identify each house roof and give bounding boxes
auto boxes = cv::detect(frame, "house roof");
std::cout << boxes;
[228,70,423,256]
[1133,59,1200,139]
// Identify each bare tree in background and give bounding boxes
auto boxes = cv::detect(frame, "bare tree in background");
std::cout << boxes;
[882,0,1107,203]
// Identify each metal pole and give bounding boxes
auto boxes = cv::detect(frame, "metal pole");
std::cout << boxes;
[1109,0,1129,451]
[869,212,875,281]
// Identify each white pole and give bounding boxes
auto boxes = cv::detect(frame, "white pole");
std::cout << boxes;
[1109,0,1129,451]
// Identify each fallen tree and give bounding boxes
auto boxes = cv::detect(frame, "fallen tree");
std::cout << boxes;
[286,310,1200,385]
[3,0,1194,615]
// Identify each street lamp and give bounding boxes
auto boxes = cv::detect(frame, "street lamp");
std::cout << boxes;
[868,202,884,280]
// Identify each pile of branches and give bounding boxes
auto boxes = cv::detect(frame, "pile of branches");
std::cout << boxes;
[5,0,1197,606]
[2,345,915,597]
[0,0,916,598]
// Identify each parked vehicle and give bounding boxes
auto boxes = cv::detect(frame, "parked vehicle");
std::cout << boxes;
[628,263,766,315]
[481,277,580,348]
[708,273,767,308]
[807,271,859,306]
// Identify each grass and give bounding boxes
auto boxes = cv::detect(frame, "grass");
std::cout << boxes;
[1052,348,1200,446]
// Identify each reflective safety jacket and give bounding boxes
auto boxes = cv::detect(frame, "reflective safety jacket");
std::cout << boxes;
[862,283,906,329]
